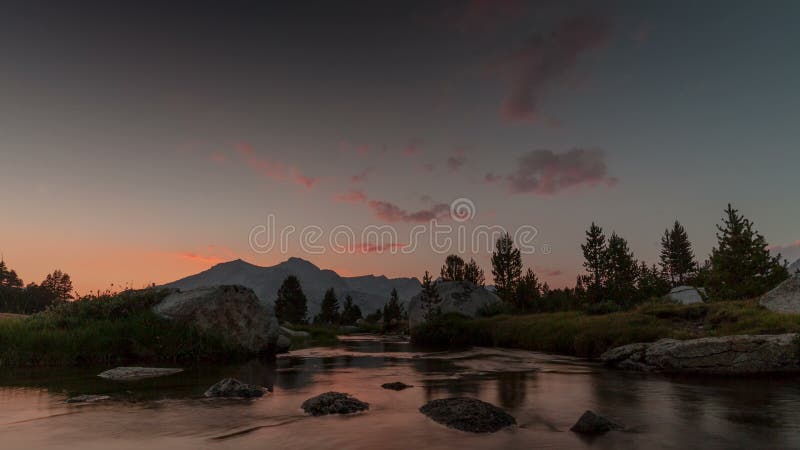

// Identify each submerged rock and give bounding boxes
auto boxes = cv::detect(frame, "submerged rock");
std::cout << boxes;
[381,382,413,391]
[570,410,623,434]
[153,285,280,353]
[760,274,800,314]
[301,392,369,416]
[204,378,265,398]
[601,334,800,374]
[98,367,183,381]
[65,394,111,403]
[407,281,499,327]
[419,397,516,433]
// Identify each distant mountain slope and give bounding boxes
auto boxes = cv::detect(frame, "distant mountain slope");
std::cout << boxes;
[163,257,421,315]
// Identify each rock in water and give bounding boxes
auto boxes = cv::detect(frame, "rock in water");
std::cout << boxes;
[276,334,291,353]
[601,334,800,374]
[301,392,369,416]
[381,382,412,391]
[419,397,516,433]
[570,410,623,434]
[666,285,705,304]
[153,285,279,353]
[204,378,266,398]
[66,395,111,403]
[760,274,800,314]
[407,281,500,328]
[98,367,183,381]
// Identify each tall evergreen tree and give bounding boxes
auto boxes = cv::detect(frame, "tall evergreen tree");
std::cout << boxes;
[515,268,542,311]
[274,275,308,324]
[708,204,789,299]
[604,232,639,308]
[40,270,73,301]
[440,254,466,281]
[660,221,697,286]
[491,233,522,303]
[637,262,670,299]
[580,222,607,304]
[315,288,341,325]
[0,260,23,289]
[420,270,442,320]
[383,288,403,331]
[463,258,485,286]
[340,295,363,325]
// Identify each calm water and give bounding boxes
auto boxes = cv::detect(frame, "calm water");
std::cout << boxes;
[2,335,800,449]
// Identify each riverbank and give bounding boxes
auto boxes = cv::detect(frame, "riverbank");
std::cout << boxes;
[410,299,800,358]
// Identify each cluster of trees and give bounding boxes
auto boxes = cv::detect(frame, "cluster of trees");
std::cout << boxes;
[0,261,74,314]
[273,275,373,327]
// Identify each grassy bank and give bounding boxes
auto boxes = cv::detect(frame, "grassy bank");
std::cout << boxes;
[411,300,800,359]
[0,290,249,367]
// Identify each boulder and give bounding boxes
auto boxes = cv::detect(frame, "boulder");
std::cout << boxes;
[601,334,800,374]
[153,285,279,353]
[381,382,413,391]
[419,397,516,433]
[570,410,623,434]
[666,285,705,304]
[66,395,111,403]
[407,281,500,328]
[280,326,310,338]
[760,274,800,314]
[301,392,369,416]
[204,378,266,398]
[276,334,291,354]
[98,367,183,381]
[788,259,800,275]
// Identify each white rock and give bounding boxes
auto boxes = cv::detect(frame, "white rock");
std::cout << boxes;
[666,286,705,304]
[98,367,183,381]
[760,274,800,314]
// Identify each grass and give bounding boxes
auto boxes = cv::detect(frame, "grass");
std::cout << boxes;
[411,300,800,359]
[0,289,250,367]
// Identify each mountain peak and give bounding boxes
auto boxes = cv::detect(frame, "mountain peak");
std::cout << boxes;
[280,257,320,270]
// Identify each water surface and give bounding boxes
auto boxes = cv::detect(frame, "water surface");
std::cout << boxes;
[2,335,799,449]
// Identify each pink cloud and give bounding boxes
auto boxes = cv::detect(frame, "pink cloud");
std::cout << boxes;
[173,245,236,265]
[335,190,368,203]
[351,166,375,183]
[495,15,611,122]
[367,200,450,223]
[235,143,317,189]
[487,148,617,195]
[447,148,468,172]
[211,153,227,164]
[403,138,424,157]
[354,242,408,253]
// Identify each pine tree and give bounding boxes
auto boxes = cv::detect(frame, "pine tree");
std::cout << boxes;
[340,295,363,325]
[491,233,522,303]
[637,262,669,299]
[383,288,402,331]
[420,270,442,320]
[274,275,308,324]
[440,254,465,281]
[315,288,341,325]
[515,268,541,311]
[463,258,485,286]
[604,232,639,308]
[660,221,697,286]
[0,260,23,289]
[580,222,607,304]
[708,204,789,299]
[40,270,73,301]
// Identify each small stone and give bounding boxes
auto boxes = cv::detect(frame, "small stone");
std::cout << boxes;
[301,392,369,416]
[98,367,183,381]
[66,395,111,403]
[570,410,623,434]
[419,397,516,433]
[381,382,413,391]
[204,378,266,398]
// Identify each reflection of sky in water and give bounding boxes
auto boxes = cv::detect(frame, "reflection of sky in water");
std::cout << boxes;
[2,336,800,449]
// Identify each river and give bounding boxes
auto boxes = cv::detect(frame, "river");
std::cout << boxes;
[1,335,799,449]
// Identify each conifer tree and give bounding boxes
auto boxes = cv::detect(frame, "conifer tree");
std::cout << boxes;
[708,204,788,299]
[491,233,522,303]
[420,270,442,320]
[604,232,639,308]
[660,221,697,286]
[315,288,341,325]
[515,268,542,311]
[0,260,23,289]
[637,262,669,299]
[580,222,607,303]
[274,275,308,324]
[463,258,485,286]
[440,254,465,281]
[340,295,363,325]
[40,270,73,301]
[382,288,403,331]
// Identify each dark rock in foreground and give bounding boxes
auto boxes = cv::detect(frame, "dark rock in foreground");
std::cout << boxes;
[601,334,800,374]
[302,392,369,416]
[419,397,516,433]
[570,410,623,434]
[381,382,413,391]
[204,378,266,398]
[66,394,111,403]
[98,367,183,381]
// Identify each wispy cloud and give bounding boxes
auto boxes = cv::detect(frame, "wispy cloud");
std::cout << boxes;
[403,138,424,157]
[351,166,375,183]
[335,190,368,203]
[173,245,236,265]
[236,143,317,189]
[447,148,468,172]
[367,200,450,223]
[486,148,617,195]
[354,242,408,253]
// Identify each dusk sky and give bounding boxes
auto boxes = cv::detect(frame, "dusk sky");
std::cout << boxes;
[2,0,799,294]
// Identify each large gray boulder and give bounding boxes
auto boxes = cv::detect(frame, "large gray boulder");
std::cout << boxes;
[788,259,800,275]
[760,274,800,314]
[407,281,500,328]
[153,285,280,353]
[666,285,705,304]
[601,334,800,374]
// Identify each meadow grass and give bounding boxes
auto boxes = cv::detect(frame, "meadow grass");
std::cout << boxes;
[411,300,800,359]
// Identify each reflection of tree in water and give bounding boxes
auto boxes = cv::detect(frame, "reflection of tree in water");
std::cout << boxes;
[234,358,277,391]
[496,371,528,409]
[422,378,482,402]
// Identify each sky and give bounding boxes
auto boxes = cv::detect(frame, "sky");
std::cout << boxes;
[2,0,799,294]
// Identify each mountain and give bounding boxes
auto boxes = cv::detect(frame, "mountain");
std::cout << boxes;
[789,258,800,274]
[163,257,421,316]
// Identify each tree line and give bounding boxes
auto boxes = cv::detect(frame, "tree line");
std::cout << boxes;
[0,261,74,314]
